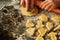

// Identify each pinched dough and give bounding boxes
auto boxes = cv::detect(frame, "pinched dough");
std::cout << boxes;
[36,34,44,40]
[46,22,53,31]
[38,28,47,37]
[38,14,48,22]
[26,28,36,36]
[53,25,60,31]
[36,20,44,29]
[51,16,60,23]
[26,19,34,28]
[48,32,57,40]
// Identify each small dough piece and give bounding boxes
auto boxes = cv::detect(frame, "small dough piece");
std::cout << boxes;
[53,25,60,31]
[51,16,60,23]
[48,32,57,40]
[26,28,35,36]
[36,34,44,40]
[38,14,48,22]
[46,22,53,31]
[26,19,34,28]
[36,20,44,29]
[21,7,38,16]
[38,28,47,36]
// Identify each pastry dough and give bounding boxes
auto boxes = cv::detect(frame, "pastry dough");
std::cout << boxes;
[46,22,53,31]
[26,28,35,36]
[21,7,38,16]
[38,14,48,22]
[48,32,57,40]
[38,28,47,36]
[36,20,44,29]
[36,34,44,40]
[53,25,60,31]
[26,19,34,28]
[51,16,60,23]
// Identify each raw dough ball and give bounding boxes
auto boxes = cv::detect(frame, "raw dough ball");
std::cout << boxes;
[46,22,53,31]
[21,7,38,16]
[38,14,48,22]
[26,19,34,28]
[26,28,36,36]
[51,16,60,23]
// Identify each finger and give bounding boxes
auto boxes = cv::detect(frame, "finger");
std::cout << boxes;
[20,0,24,5]
[48,5,54,11]
[31,0,34,8]
[25,0,29,10]
[44,3,52,10]
[40,1,47,8]
[41,1,50,9]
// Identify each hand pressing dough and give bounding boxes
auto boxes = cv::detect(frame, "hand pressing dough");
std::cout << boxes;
[51,16,60,23]
[26,19,34,28]
[48,32,57,40]
[38,14,48,22]
[38,28,47,36]
[53,25,60,31]
[36,34,44,40]
[26,28,36,36]
[36,20,44,29]
[46,22,53,31]
[21,7,38,16]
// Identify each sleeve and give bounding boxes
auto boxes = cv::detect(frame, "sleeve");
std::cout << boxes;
[53,0,60,7]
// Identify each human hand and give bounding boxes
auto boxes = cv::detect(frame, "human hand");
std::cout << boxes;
[40,0,56,11]
[20,0,34,11]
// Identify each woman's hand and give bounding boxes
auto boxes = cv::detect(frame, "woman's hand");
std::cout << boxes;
[20,0,34,11]
[40,0,56,11]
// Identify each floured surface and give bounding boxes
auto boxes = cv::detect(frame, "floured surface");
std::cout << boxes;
[0,0,60,40]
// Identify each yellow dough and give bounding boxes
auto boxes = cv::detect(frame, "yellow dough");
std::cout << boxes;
[36,34,44,40]
[48,32,57,40]
[26,28,35,36]
[36,20,44,29]
[51,16,60,23]
[21,7,38,16]
[38,28,47,36]
[46,22,53,31]
[38,14,48,22]
[26,19,34,28]
[53,25,60,31]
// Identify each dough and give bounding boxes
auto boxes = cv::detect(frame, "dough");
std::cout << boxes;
[51,16,60,23]
[36,20,44,29]
[53,25,60,31]
[38,28,47,36]
[48,32,57,40]
[46,22,53,31]
[36,34,44,40]
[26,19,34,28]
[21,7,38,16]
[38,14,48,22]
[26,28,36,36]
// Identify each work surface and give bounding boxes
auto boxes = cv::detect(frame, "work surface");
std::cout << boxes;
[0,0,60,40]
